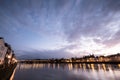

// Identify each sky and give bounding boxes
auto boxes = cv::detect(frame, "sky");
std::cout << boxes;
[0,0,120,59]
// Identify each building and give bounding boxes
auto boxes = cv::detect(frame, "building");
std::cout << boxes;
[107,53,120,62]
[0,37,8,65]
[0,37,17,66]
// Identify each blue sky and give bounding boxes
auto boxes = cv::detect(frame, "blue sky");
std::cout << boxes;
[0,0,120,59]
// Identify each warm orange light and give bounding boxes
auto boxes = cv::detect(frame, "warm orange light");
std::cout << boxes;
[118,64,120,68]
[7,55,11,59]
[12,58,17,62]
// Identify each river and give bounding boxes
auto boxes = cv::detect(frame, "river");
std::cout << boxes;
[11,63,120,80]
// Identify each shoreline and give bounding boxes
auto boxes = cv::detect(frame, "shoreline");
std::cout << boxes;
[19,61,120,64]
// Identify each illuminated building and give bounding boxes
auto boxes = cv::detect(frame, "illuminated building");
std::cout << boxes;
[0,37,17,67]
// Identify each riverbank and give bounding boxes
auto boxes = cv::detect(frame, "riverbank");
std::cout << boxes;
[19,60,120,64]
[0,63,17,80]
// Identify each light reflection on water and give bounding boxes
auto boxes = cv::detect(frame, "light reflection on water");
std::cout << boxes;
[13,63,120,80]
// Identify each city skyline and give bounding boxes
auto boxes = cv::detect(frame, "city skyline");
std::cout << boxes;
[0,0,120,59]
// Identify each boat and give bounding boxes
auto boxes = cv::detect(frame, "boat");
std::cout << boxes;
[0,37,17,80]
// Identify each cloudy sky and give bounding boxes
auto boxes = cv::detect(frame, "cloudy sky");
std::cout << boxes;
[0,0,120,59]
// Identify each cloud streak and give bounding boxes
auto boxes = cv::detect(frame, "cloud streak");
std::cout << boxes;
[0,0,120,59]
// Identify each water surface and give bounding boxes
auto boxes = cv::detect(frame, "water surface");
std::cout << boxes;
[12,63,120,80]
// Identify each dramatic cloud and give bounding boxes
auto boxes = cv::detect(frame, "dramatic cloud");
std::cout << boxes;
[0,0,120,59]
